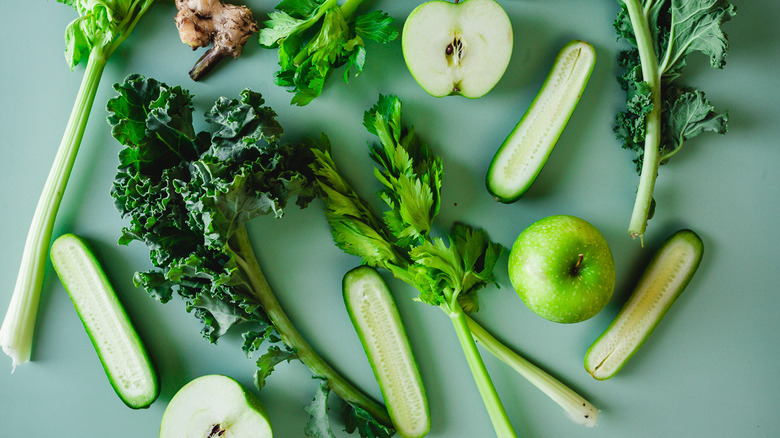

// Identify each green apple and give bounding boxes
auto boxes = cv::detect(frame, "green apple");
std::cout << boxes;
[402,0,513,98]
[508,215,615,323]
[160,374,272,438]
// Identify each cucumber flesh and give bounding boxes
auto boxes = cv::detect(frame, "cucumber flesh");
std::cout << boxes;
[486,40,596,203]
[584,230,704,380]
[343,266,430,438]
[50,233,159,408]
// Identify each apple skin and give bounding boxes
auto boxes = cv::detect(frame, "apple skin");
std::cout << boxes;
[402,0,513,98]
[160,374,272,438]
[508,215,615,324]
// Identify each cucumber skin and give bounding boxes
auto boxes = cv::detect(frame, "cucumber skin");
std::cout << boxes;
[342,266,430,438]
[584,230,704,380]
[486,40,596,203]
[50,233,159,409]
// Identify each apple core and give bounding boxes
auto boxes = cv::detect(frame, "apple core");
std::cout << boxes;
[402,0,513,98]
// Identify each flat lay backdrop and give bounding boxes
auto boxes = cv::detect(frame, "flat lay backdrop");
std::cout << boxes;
[1,1,778,437]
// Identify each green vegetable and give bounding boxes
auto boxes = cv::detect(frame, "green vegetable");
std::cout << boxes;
[0,0,154,371]
[585,229,704,380]
[50,233,159,409]
[108,74,392,437]
[312,94,599,433]
[614,0,735,242]
[487,40,596,203]
[343,266,430,438]
[259,0,398,106]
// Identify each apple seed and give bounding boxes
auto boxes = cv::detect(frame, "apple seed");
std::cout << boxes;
[207,424,226,437]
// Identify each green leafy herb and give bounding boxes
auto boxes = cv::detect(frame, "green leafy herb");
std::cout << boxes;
[614,0,735,242]
[313,95,600,434]
[259,0,398,105]
[0,0,154,371]
[108,74,392,435]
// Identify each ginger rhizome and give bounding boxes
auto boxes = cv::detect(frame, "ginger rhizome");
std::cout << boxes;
[175,0,259,80]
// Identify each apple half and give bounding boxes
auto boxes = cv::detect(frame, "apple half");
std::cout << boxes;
[160,374,272,438]
[402,0,513,98]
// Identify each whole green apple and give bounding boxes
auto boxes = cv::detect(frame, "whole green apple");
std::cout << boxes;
[508,215,615,323]
[402,0,513,98]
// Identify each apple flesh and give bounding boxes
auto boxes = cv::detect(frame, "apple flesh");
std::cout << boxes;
[160,374,272,438]
[508,215,615,324]
[402,0,513,98]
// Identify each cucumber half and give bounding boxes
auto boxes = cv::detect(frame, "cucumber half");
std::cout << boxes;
[343,266,430,438]
[584,229,704,380]
[50,233,159,408]
[486,40,596,203]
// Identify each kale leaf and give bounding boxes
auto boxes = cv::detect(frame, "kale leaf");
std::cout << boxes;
[613,0,735,239]
[109,74,392,435]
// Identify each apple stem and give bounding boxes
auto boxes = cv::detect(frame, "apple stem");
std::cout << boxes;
[571,253,584,276]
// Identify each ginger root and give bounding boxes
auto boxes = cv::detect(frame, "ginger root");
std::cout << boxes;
[175,0,259,80]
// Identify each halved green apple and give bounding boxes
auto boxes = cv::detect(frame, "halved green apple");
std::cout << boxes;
[160,375,272,438]
[402,0,513,98]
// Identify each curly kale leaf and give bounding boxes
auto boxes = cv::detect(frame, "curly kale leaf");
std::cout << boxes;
[109,73,315,348]
[614,0,735,171]
[345,403,395,438]
[305,379,394,438]
[109,75,392,436]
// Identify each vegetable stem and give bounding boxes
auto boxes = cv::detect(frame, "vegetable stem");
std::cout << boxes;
[231,225,391,427]
[339,0,364,20]
[446,304,516,438]
[624,0,662,243]
[189,46,229,81]
[466,315,598,427]
[0,49,108,370]
[290,0,363,66]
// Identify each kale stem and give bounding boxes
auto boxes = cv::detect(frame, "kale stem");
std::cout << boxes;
[445,303,517,438]
[466,315,598,426]
[623,0,663,243]
[232,225,392,427]
[0,48,109,370]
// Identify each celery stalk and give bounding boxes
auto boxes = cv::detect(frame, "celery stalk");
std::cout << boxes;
[0,0,154,370]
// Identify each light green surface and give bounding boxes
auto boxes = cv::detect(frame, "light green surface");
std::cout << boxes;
[1,1,777,437]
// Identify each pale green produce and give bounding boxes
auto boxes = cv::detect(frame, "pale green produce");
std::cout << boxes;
[508,215,615,324]
[0,0,154,371]
[585,229,704,380]
[487,40,596,203]
[160,375,273,438]
[50,234,158,409]
[402,0,513,98]
[344,266,430,438]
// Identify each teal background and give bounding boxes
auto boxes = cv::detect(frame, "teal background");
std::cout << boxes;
[1,1,778,437]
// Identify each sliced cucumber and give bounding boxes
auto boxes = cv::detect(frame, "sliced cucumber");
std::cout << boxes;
[50,233,159,408]
[343,266,430,438]
[486,40,596,203]
[584,229,704,380]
